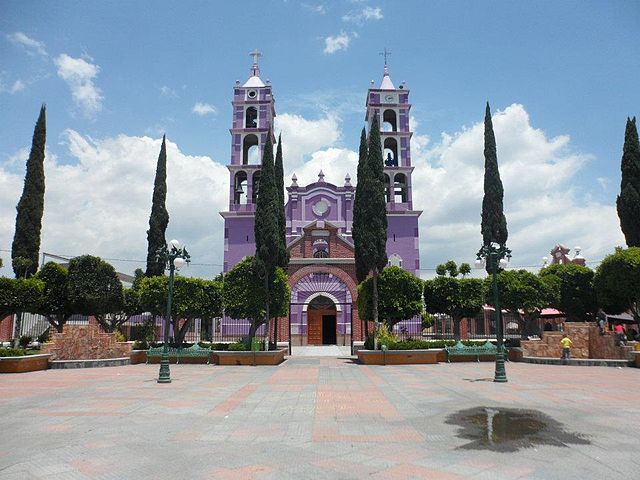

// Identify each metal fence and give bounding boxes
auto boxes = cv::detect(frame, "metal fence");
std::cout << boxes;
[119,315,262,344]
[422,311,526,340]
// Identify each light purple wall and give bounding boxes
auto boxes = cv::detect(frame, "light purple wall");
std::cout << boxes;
[223,216,255,272]
[386,215,420,274]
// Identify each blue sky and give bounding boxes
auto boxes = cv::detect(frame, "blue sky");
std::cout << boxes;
[1,0,639,278]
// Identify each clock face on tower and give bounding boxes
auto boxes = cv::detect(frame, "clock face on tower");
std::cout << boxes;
[384,94,395,103]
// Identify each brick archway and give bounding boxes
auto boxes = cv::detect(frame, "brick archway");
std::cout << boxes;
[288,265,358,303]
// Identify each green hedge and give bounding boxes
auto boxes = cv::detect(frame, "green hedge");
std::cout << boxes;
[0,348,27,357]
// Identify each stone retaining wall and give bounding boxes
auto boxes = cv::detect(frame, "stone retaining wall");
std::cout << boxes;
[41,324,132,360]
[521,322,634,360]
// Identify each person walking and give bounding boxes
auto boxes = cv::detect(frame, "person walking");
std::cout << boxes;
[597,310,606,335]
[560,334,572,360]
[614,323,626,346]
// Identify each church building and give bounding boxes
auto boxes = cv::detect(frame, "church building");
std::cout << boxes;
[219,54,422,347]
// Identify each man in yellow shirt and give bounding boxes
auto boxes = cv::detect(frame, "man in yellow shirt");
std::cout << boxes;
[560,334,572,360]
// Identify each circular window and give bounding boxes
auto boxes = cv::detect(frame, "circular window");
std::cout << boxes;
[312,199,329,217]
[247,90,257,99]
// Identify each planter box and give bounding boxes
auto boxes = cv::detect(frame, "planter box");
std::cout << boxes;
[146,355,211,364]
[130,350,148,365]
[357,349,442,365]
[213,348,287,366]
[631,351,640,368]
[0,354,51,373]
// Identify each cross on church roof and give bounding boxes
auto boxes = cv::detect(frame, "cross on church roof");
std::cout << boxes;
[250,49,262,65]
[379,47,391,66]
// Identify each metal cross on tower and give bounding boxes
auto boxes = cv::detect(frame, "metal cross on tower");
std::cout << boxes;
[379,47,391,66]
[249,49,262,64]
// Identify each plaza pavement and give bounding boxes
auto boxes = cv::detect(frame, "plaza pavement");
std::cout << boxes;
[0,357,638,480]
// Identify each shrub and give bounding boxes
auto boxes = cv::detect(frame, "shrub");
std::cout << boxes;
[228,342,247,351]
[132,340,149,350]
[114,329,126,342]
[0,347,27,357]
[37,328,51,343]
[19,335,33,348]
[376,324,397,350]
[211,343,230,351]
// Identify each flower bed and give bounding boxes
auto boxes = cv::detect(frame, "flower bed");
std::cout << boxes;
[0,350,51,373]
[213,348,287,366]
[357,349,443,365]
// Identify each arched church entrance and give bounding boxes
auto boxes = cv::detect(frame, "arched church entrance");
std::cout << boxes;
[288,269,355,354]
[307,295,337,345]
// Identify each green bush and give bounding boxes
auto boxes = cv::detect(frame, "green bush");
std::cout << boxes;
[37,328,51,343]
[376,324,397,350]
[114,329,126,342]
[0,347,27,357]
[132,340,149,350]
[228,342,247,351]
[19,335,33,348]
[211,343,230,351]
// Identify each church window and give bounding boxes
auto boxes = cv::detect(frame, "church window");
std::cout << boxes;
[394,173,407,203]
[252,171,261,203]
[242,134,259,165]
[384,138,398,166]
[245,107,258,128]
[313,239,329,258]
[234,171,248,204]
[388,253,402,268]
[382,109,397,132]
[384,174,391,202]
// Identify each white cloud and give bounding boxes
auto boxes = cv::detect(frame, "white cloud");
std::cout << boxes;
[160,85,178,98]
[0,133,228,279]
[54,54,103,118]
[274,113,341,171]
[6,32,47,56]
[302,3,326,14]
[411,103,624,273]
[0,79,25,95]
[342,6,383,24]
[192,102,217,116]
[323,32,351,54]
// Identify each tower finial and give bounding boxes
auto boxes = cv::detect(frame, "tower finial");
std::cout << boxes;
[379,47,391,68]
[249,49,262,77]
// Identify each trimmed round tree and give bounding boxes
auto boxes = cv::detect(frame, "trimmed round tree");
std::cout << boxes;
[539,263,597,321]
[424,276,484,340]
[222,257,289,345]
[35,262,72,332]
[357,266,423,332]
[66,255,124,332]
[594,247,640,329]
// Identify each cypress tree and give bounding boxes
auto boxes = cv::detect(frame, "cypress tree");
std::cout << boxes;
[254,130,280,343]
[12,104,46,279]
[353,115,388,347]
[353,127,369,283]
[145,135,170,277]
[481,102,508,247]
[616,117,640,247]
[274,133,289,269]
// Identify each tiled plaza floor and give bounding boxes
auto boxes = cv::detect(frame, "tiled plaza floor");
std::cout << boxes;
[0,357,638,479]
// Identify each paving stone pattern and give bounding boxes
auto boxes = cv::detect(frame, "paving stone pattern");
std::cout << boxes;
[0,358,639,479]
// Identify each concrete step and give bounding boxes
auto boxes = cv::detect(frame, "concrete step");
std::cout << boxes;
[521,356,630,367]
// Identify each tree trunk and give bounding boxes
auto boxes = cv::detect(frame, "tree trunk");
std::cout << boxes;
[247,318,258,347]
[372,267,379,350]
[522,315,540,338]
[47,314,67,333]
[174,318,193,345]
[264,274,270,351]
[453,316,462,341]
[12,312,23,347]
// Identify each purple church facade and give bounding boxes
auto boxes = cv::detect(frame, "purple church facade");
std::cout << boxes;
[219,55,422,345]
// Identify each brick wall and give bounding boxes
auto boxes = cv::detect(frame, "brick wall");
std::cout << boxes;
[41,324,132,360]
[0,315,13,341]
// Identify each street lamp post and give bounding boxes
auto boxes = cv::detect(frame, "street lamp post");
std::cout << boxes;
[476,242,511,383]
[157,239,190,384]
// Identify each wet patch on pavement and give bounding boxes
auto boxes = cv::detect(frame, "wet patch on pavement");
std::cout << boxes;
[445,407,590,452]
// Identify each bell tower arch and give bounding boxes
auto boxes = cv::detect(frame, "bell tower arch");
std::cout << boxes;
[364,53,422,274]
[220,50,276,272]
